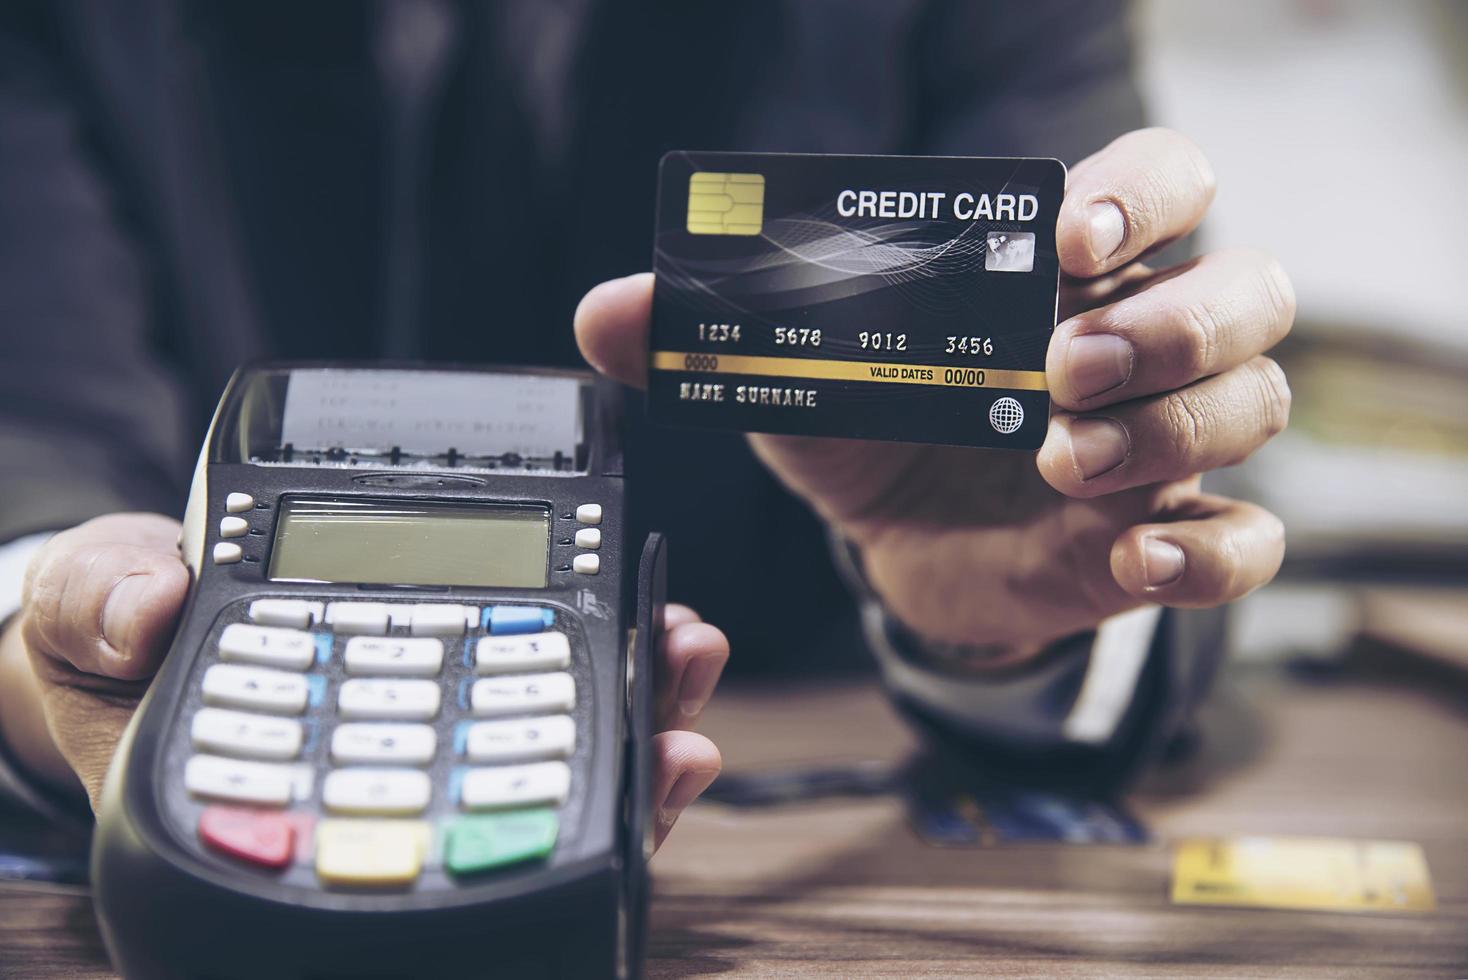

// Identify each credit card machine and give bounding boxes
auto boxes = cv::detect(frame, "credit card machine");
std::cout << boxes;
[92,364,662,980]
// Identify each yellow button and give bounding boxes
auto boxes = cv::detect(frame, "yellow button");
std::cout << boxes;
[314,819,428,887]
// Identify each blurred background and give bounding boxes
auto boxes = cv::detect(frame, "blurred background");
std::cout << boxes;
[1137,0,1468,676]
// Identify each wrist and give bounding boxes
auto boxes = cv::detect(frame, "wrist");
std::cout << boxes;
[879,613,1065,677]
[0,615,84,799]
[835,533,1058,673]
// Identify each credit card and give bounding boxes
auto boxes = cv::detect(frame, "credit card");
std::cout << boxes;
[649,151,1066,449]
[907,788,1148,848]
[980,791,1148,845]
[1171,837,1437,913]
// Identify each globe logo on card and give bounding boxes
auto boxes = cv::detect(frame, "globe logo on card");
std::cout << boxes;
[989,397,1024,434]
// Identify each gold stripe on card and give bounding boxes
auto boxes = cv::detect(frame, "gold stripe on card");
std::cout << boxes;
[650,351,1048,392]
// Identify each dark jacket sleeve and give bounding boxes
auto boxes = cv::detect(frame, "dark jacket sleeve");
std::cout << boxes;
[885,607,1228,796]
[0,1,191,542]
[908,0,1147,163]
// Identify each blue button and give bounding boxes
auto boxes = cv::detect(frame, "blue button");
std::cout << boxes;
[484,606,555,635]
[448,767,466,805]
[453,721,472,756]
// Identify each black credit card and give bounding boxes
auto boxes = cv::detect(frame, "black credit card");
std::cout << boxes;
[648,151,1065,449]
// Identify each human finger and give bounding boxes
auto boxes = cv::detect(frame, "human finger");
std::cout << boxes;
[1109,494,1286,606]
[1049,247,1295,410]
[1037,356,1291,498]
[1057,127,1217,278]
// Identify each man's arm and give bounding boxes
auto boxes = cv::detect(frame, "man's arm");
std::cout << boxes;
[573,7,1291,797]
[875,0,1225,788]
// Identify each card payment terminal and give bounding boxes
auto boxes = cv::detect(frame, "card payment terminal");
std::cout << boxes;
[91,364,662,979]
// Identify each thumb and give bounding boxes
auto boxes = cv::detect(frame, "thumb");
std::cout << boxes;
[573,273,653,389]
[22,514,190,681]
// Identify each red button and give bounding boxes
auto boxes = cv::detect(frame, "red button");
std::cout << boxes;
[199,806,296,869]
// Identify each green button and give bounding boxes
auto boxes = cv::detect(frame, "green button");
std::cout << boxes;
[443,810,559,875]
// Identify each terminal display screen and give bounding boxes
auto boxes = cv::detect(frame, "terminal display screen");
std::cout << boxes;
[268,497,549,588]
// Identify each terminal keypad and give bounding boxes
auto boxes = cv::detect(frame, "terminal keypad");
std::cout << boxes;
[183,599,582,888]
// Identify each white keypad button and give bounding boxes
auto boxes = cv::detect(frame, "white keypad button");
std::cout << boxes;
[185,754,294,807]
[191,708,304,761]
[464,716,576,764]
[344,636,444,677]
[460,762,571,811]
[475,632,571,675]
[202,664,309,715]
[220,516,249,538]
[213,542,243,565]
[470,673,575,717]
[408,603,475,636]
[249,598,323,629]
[218,623,315,671]
[325,602,393,635]
[331,724,437,766]
[338,679,441,721]
[572,554,600,575]
[323,769,431,816]
[575,503,602,525]
[225,492,255,514]
[574,528,601,550]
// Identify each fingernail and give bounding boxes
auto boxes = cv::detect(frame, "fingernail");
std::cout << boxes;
[1068,418,1130,481]
[1087,202,1126,262]
[1066,333,1134,400]
[1142,537,1186,588]
[101,573,153,654]
[664,769,719,814]
[677,654,723,719]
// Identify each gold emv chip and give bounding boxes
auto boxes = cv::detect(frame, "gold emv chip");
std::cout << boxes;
[687,172,764,235]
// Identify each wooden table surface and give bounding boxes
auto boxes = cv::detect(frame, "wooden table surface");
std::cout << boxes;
[3,659,1466,978]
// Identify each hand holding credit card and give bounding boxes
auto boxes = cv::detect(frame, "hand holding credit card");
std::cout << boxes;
[576,129,1295,654]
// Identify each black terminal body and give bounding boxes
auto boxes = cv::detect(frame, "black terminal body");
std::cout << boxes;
[92,363,663,980]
